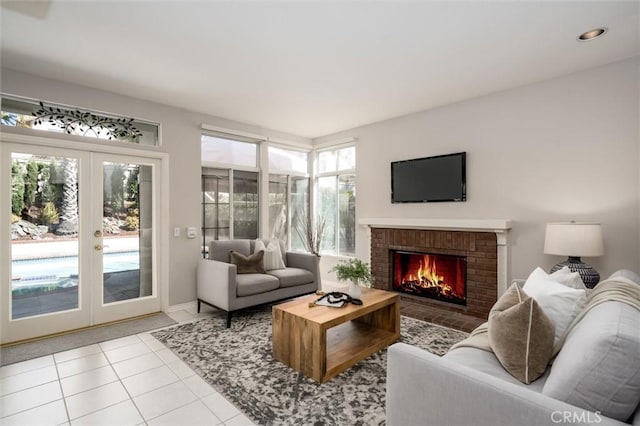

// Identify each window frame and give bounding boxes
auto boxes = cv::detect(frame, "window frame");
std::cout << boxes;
[314,144,356,256]
[200,133,356,257]
[200,133,262,253]
[201,132,261,172]
[267,143,311,251]
[1,94,161,147]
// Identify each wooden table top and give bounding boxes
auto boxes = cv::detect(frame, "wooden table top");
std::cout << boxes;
[273,287,399,328]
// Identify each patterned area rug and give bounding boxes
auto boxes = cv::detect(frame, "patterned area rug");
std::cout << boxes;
[152,307,467,425]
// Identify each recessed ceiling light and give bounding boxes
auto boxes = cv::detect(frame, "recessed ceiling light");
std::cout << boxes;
[577,28,607,42]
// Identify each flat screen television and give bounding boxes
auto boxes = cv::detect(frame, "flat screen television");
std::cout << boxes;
[391,152,466,203]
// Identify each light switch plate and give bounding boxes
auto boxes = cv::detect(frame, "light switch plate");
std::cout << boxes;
[173,227,180,237]
[187,227,197,239]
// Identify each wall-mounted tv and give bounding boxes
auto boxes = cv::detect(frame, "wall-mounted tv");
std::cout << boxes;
[391,152,466,203]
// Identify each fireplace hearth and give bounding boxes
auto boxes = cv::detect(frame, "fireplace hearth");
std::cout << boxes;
[393,251,466,306]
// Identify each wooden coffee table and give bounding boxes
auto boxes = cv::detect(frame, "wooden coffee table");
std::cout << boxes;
[272,287,400,382]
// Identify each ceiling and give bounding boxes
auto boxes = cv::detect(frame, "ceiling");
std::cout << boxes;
[1,1,638,139]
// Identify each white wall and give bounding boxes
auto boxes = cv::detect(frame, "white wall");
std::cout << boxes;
[1,68,312,307]
[3,57,638,304]
[314,57,640,281]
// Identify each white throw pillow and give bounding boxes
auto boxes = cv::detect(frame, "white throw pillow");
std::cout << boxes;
[522,267,587,348]
[254,239,286,271]
[550,266,587,290]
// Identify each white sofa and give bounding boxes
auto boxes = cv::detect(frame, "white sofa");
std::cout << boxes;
[386,270,640,426]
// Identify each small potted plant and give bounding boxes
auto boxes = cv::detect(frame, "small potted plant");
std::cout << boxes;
[329,258,373,299]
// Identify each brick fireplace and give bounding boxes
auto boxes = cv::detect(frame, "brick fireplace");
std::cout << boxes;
[362,218,511,332]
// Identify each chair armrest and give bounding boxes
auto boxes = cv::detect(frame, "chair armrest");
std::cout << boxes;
[197,259,237,311]
[386,343,623,426]
[285,252,319,274]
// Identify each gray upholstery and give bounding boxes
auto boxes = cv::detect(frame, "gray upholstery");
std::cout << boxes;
[210,240,250,262]
[197,239,319,327]
[267,268,314,288]
[236,273,279,296]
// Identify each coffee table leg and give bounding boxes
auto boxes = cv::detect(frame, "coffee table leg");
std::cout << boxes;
[307,321,326,382]
[273,309,327,382]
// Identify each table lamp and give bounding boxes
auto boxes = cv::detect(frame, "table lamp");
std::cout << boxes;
[543,221,604,289]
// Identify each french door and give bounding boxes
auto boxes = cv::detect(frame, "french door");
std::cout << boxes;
[1,142,162,343]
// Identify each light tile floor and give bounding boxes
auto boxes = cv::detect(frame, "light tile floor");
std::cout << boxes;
[0,309,255,426]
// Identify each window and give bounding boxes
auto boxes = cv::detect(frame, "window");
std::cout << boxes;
[268,174,288,242]
[268,174,311,250]
[201,135,257,168]
[1,96,159,145]
[290,176,310,252]
[233,171,259,240]
[266,146,310,250]
[200,134,355,257]
[318,146,355,173]
[201,168,259,255]
[202,168,230,249]
[268,146,308,174]
[316,146,356,256]
[201,135,260,254]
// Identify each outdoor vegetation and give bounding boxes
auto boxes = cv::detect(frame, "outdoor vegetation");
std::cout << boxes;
[10,156,140,241]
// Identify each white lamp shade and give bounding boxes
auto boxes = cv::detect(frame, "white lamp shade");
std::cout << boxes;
[544,222,604,257]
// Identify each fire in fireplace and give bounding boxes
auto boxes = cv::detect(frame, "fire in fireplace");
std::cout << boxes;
[392,251,466,305]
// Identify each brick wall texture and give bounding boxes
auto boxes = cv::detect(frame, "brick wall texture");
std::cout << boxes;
[371,228,498,320]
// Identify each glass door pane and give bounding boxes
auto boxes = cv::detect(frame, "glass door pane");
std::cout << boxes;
[201,168,231,258]
[91,153,160,325]
[268,174,288,242]
[101,162,153,304]
[11,153,80,319]
[290,176,309,251]
[2,145,162,343]
[338,174,356,255]
[233,170,259,239]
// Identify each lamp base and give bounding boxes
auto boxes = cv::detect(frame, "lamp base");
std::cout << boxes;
[550,256,600,289]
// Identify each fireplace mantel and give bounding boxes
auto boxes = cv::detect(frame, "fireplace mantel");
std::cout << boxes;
[359,218,512,234]
[360,217,512,296]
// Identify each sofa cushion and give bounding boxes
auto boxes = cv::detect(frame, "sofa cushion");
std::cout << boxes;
[210,240,251,262]
[488,283,555,384]
[230,250,266,274]
[255,239,286,271]
[267,267,314,288]
[444,347,549,392]
[543,301,640,422]
[236,273,280,297]
[522,267,587,348]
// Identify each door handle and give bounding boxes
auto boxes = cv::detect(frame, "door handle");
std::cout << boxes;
[94,244,103,251]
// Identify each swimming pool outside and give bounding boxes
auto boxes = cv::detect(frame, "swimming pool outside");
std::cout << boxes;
[11,237,140,290]
[11,236,138,260]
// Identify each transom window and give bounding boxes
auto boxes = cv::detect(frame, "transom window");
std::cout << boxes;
[201,135,258,168]
[1,95,159,146]
[268,146,308,174]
